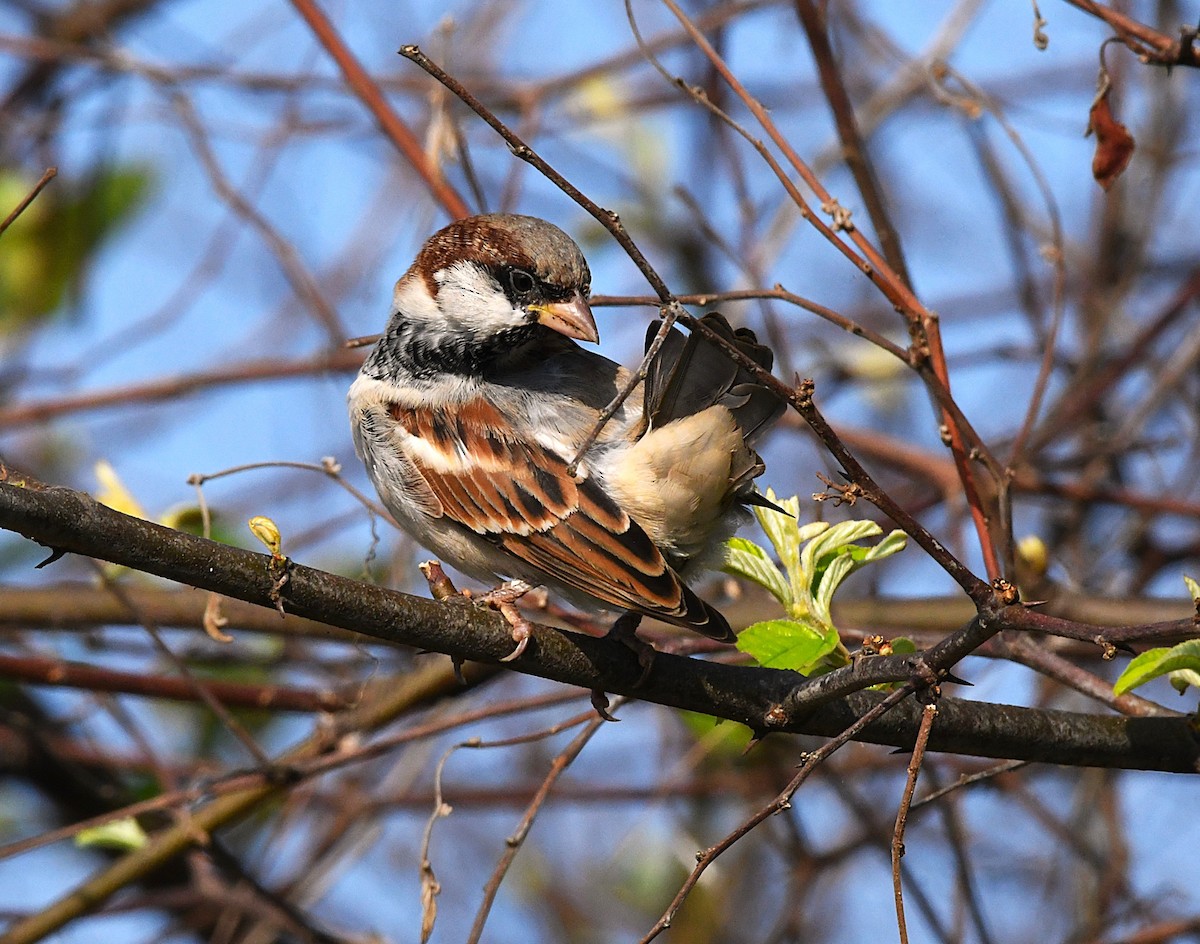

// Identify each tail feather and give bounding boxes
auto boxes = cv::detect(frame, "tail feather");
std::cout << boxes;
[645,313,784,436]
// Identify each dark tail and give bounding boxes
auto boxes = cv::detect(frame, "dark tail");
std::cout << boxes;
[644,312,786,504]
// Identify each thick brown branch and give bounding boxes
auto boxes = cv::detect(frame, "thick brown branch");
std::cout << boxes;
[0,472,1197,773]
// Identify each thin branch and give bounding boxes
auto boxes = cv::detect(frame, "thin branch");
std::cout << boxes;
[794,0,913,288]
[0,348,362,429]
[0,166,56,236]
[467,710,609,943]
[0,652,354,712]
[1062,0,1199,67]
[286,0,471,219]
[794,379,993,604]
[639,683,917,943]
[169,89,346,345]
[892,700,937,944]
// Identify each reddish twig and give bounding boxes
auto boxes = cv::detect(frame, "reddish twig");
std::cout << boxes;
[0,349,362,429]
[0,652,353,712]
[1063,0,1199,67]
[287,0,471,219]
[795,0,912,287]
[647,0,1006,584]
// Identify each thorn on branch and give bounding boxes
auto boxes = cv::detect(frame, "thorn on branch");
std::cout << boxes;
[35,547,66,569]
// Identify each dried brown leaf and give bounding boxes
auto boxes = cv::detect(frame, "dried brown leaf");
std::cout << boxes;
[1087,84,1135,190]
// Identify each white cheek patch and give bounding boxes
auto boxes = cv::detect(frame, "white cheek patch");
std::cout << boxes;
[436,261,524,334]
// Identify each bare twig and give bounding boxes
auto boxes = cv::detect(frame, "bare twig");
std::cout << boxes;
[639,683,918,943]
[893,700,938,944]
[0,166,56,236]
[287,0,471,219]
[467,710,610,943]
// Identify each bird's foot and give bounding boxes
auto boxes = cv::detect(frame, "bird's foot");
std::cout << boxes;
[590,612,655,719]
[476,580,535,662]
[606,611,655,685]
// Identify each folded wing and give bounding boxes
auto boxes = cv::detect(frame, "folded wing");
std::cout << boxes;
[387,399,734,641]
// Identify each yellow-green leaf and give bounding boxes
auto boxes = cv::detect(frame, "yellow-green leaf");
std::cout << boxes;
[722,537,791,607]
[1113,639,1200,696]
[76,817,148,851]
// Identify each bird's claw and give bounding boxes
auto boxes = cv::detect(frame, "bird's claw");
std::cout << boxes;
[476,581,535,662]
[591,689,619,721]
[498,607,532,662]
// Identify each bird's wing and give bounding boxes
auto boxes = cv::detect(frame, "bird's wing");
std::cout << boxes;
[387,398,732,640]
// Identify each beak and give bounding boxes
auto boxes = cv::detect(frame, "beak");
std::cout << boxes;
[532,292,599,344]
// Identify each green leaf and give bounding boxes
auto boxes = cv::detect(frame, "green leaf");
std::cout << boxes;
[1113,639,1200,695]
[1170,669,1200,695]
[75,817,148,851]
[812,551,855,625]
[736,617,839,673]
[722,537,791,607]
[677,711,755,755]
[806,525,907,625]
[1184,575,1200,602]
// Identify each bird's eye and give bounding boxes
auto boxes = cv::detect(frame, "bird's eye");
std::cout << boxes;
[506,268,536,297]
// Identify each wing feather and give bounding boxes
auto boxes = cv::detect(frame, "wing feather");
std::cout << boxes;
[387,399,732,639]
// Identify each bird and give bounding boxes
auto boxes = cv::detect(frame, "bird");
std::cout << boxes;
[348,213,784,665]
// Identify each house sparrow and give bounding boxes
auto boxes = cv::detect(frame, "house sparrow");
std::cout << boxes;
[349,213,783,662]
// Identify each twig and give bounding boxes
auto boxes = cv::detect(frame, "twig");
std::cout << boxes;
[286,0,470,219]
[91,562,275,768]
[892,700,938,944]
[591,287,909,361]
[909,760,1026,810]
[417,707,602,942]
[169,89,345,344]
[0,166,56,236]
[467,710,611,943]
[1062,0,1199,67]
[0,348,362,429]
[794,379,993,604]
[925,763,999,944]
[795,0,912,288]
[0,652,352,712]
[997,634,1174,718]
[639,683,917,943]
